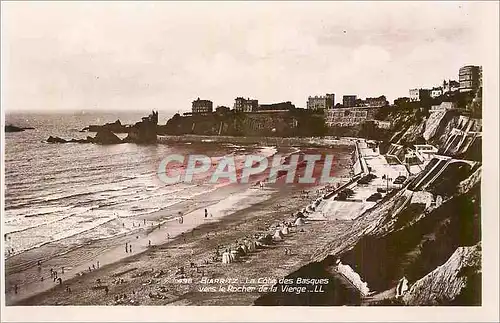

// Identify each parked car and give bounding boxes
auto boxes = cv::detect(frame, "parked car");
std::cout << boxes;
[393,175,407,185]
[358,173,377,185]
[366,192,383,202]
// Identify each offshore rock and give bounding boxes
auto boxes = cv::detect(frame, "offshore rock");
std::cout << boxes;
[5,125,34,132]
[92,129,122,145]
[122,111,158,144]
[47,136,68,143]
[81,119,127,133]
[47,111,158,145]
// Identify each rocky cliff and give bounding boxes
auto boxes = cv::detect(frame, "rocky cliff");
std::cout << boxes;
[161,110,327,137]
[255,90,482,306]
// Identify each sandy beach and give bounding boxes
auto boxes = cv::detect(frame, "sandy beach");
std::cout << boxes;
[6,145,356,306]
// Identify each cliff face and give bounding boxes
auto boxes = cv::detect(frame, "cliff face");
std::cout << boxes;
[161,110,327,137]
[123,111,158,144]
[402,243,481,305]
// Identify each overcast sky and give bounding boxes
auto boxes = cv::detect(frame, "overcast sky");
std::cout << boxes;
[1,1,489,114]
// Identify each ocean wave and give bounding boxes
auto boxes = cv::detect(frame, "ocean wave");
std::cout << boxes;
[4,206,97,235]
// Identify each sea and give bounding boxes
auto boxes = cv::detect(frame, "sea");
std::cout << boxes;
[3,111,279,260]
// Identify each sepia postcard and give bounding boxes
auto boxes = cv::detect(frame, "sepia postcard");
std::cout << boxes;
[1,1,499,322]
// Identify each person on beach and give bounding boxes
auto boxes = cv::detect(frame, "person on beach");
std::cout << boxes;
[89,266,92,272]
[61,266,65,274]
[93,264,96,270]
[144,219,146,225]
[125,242,128,253]
[14,284,18,294]
[97,261,100,269]
[205,209,208,218]
[148,240,151,247]
[129,245,133,253]
[167,233,170,241]
[57,277,63,285]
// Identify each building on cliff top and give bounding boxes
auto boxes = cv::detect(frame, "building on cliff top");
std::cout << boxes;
[459,65,482,93]
[343,95,357,108]
[442,79,460,94]
[192,98,213,114]
[409,88,431,102]
[364,95,388,108]
[324,106,379,127]
[307,94,335,111]
[234,97,258,112]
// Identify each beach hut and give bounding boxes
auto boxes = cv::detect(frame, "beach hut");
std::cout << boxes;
[222,252,232,264]
[273,229,284,241]
[294,217,305,226]
[230,250,239,261]
[257,234,273,245]
[237,245,246,256]
[246,240,257,253]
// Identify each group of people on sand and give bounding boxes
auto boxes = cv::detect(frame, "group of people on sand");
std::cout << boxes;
[208,186,332,266]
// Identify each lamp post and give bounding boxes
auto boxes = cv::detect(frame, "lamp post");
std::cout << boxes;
[386,175,392,192]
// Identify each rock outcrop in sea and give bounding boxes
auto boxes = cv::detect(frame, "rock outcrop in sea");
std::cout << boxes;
[5,125,34,132]
[47,111,158,145]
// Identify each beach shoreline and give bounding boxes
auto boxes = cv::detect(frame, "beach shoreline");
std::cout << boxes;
[5,144,355,305]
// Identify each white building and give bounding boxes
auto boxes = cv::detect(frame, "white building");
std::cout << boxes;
[234,97,258,112]
[430,87,443,99]
[307,94,335,111]
[442,80,460,94]
[374,120,392,129]
[409,88,431,102]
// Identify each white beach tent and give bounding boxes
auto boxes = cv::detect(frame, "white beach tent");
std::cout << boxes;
[245,240,256,253]
[281,226,290,235]
[273,229,284,241]
[294,217,305,226]
[222,252,232,264]
[230,250,239,261]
